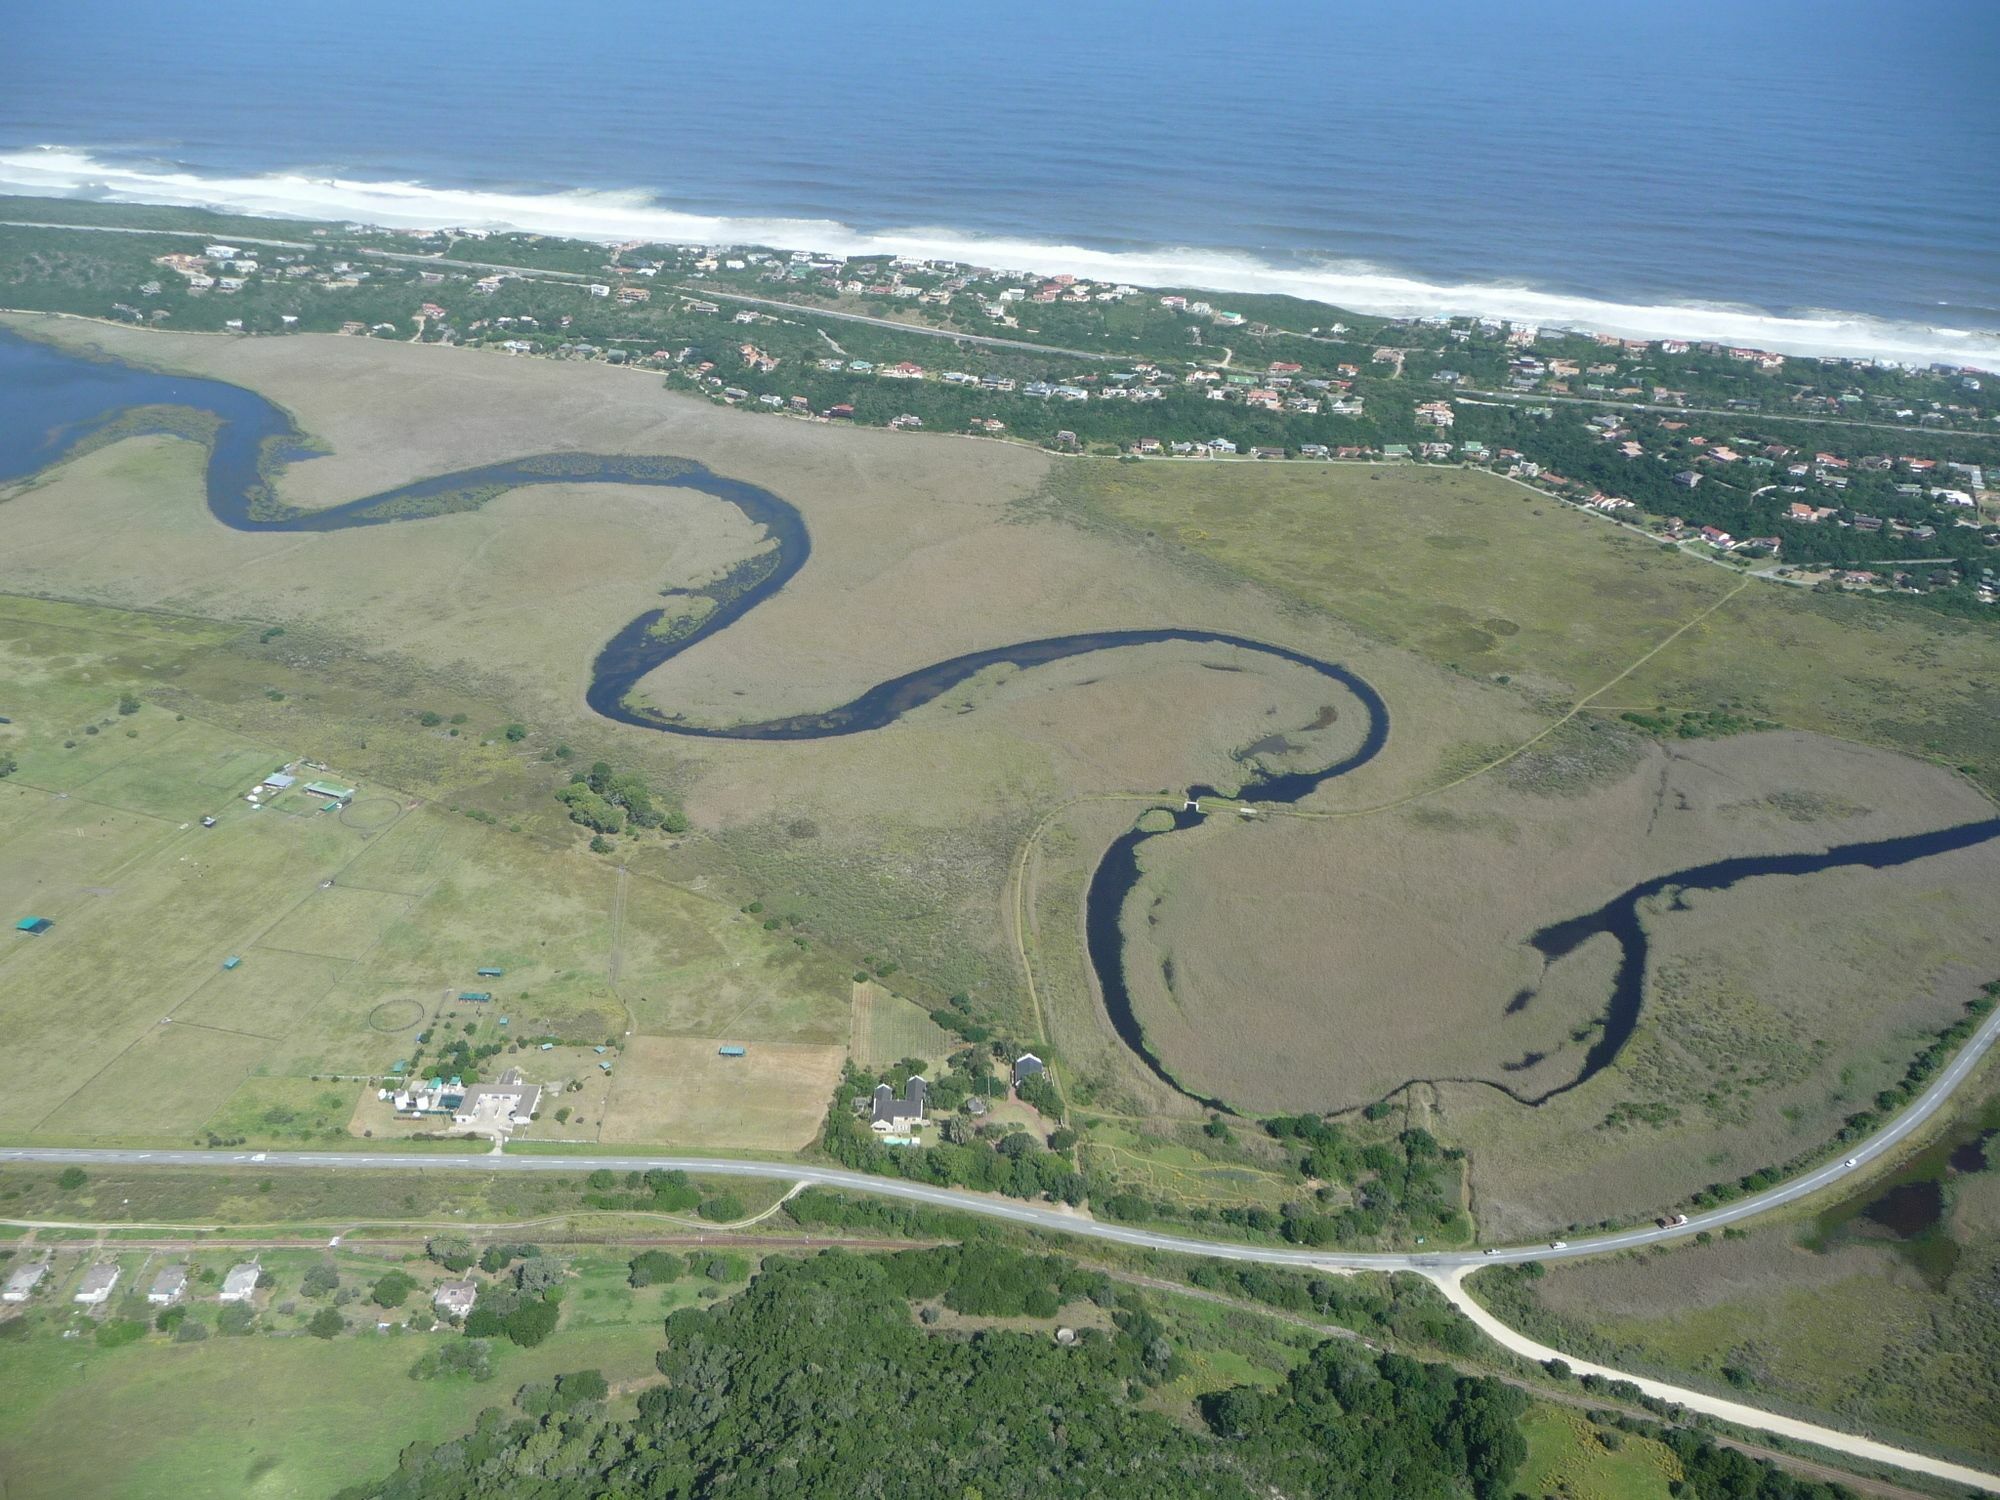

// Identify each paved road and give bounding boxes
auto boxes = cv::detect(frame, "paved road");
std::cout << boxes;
[4,998,1996,1270]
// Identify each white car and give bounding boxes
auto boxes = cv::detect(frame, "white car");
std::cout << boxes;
[1549,1241,1568,1250]
[1843,1157,1858,1169]
[1483,1248,1501,1256]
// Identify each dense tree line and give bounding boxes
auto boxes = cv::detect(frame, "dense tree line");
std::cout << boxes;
[336,1244,1531,1500]
[1096,1117,1470,1250]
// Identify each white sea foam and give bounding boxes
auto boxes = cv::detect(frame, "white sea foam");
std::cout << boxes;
[6,146,1997,371]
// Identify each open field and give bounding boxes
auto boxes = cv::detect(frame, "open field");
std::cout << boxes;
[1052,459,2000,801]
[0,1242,755,1500]
[1516,1402,1680,1499]
[600,1035,845,1150]
[1471,1084,2000,1469]
[1108,730,2000,1228]
[0,597,861,1153]
[1043,458,2000,1222]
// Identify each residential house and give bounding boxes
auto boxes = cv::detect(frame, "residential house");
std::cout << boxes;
[1013,1053,1045,1088]
[148,1265,190,1306]
[433,1279,478,1318]
[219,1262,261,1304]
[74,1263,121,1305]
[451,1068,541,1129]
[869,1076,928,1133]
[2,1262,48,1302]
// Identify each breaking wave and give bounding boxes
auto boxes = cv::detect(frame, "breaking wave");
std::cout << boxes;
[5,145,1997,370]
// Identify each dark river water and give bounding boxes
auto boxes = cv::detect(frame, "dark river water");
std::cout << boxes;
[5,326,1997,1118]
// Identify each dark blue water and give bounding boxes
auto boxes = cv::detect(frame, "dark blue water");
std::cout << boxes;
[1,0,1995,347]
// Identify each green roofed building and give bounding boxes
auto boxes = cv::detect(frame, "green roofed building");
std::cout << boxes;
[15,917,51,935]
[303,781,355,804]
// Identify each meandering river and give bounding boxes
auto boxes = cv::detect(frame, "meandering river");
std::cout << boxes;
[4,327,1996,1116]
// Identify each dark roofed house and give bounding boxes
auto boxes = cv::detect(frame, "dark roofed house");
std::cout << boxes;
[148,1265,190,1305]
[1013,1053,1045,1088]
[869,1075,927,1133]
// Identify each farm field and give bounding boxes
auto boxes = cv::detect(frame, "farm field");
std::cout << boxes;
[599,1035,846,1150]
[850,979,955,1069]
[0,596,854,1153]
[1468,1085,2000,1469]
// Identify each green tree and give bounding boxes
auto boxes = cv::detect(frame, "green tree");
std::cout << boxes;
[501,1297,559,1347]
[307,1307,344,1339]
[55,1166,86,1191]
[372,1271,417,1308]
[426,1234,475,1272]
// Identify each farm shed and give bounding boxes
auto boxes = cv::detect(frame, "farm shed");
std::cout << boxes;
[303,781,354,804]
[14,916,51,935]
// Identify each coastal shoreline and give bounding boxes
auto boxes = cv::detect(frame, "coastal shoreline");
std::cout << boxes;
[5,147,1998,371]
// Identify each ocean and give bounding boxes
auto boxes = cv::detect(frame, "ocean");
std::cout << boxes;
[2,0,1996,364]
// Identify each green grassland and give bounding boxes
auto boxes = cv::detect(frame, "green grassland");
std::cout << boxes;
[1468,1085,2000,1467]
[1515,1402,1680,1500]
[1051,459,2000,799]
[0,596,853,1152]
[0,1161,791,1227]
[0,1244,753,1500]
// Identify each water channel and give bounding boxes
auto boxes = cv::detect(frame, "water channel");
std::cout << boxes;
[5,327,1997,1118]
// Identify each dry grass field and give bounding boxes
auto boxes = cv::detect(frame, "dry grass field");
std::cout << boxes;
[3,314,1476,1029]
[600,1035,844,1149]
[1109,732,2000,1227]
